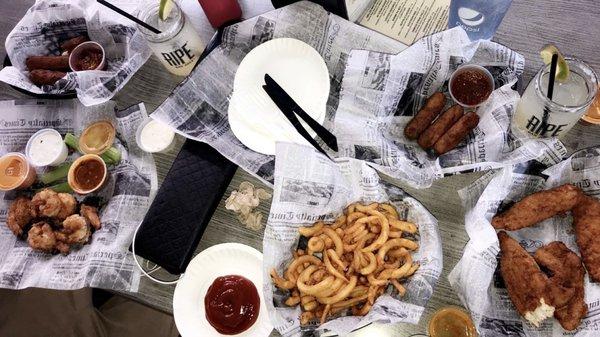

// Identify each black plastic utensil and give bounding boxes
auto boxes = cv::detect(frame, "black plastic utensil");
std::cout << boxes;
[262,74,338,157]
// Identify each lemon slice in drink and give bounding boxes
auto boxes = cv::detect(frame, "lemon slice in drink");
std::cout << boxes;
[540,44,569,82]
[159,0,174,21]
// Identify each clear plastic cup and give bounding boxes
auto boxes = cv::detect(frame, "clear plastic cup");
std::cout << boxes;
[25,129,68,167]
[0,153,37,191]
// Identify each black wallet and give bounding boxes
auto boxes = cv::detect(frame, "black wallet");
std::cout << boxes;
[132,140,237,275]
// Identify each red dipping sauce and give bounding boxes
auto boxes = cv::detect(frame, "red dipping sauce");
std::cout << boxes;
[204,275,260,335]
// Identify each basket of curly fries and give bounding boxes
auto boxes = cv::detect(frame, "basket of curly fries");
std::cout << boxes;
[270,202,422,324]
[263,143,443,336]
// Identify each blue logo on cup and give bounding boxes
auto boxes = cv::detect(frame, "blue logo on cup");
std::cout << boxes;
[458,7,485,26]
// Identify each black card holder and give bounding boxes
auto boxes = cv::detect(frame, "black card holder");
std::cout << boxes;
[131,140,237,275]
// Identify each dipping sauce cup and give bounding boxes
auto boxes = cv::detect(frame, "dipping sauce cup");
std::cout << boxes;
[68,154,107,195]
[69,41,106,71]
[79,120,116,155]
[135,118,176,153]
[25,129,68,167]
[0,153,37,191]
[449,65,495,108]
[428,306,477,337]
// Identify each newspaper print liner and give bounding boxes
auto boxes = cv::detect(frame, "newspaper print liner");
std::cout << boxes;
[449,146,600,337]
[0,100,157,292]
[264,143,443,337]
[0,0,151,106]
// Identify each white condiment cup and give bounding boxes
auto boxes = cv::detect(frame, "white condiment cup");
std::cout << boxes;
[25,128,68,167]
[135,118,176,154]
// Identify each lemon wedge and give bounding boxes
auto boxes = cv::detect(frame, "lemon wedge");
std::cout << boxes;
[159,0,174,21]
[540,44,569,82]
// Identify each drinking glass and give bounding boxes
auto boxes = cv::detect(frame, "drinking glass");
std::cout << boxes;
[513,57,598,138]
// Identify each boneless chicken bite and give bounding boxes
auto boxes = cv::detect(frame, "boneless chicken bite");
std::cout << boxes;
[7,197,34,236]
[27,222,57,253]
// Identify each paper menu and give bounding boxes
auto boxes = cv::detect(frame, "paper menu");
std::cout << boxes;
[359,0,450,45]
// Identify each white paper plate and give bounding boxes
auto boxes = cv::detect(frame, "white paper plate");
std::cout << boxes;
[228,38,330,155]
[173,243,272,337]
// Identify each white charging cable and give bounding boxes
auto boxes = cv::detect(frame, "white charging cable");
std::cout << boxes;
[131,222,183,285]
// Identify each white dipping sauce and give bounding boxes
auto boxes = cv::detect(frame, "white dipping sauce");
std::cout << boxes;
[27,129,67,166]
[138,120,175,153]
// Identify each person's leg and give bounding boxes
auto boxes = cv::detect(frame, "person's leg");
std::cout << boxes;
[98,294,179,337]
[0,288,105,337]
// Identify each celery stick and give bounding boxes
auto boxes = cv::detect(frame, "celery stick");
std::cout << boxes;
[40,161,72,185]
[38,182,73,193]
[64,132,121,165]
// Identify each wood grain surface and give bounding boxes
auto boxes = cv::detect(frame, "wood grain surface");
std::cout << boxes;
[0,1,599,336]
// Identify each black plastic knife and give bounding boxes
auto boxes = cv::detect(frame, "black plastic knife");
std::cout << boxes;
[263,74,338,156]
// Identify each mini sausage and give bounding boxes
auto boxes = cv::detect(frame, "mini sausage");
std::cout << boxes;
[404,92,446,140]
[418,104,464,149]
[60,36,88,53]
[25,55,70,71]
[29,69,66,86]
[433,111,480,155]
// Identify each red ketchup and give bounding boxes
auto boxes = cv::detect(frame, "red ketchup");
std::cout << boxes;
[204,275,260,335]
[198,0,242,28]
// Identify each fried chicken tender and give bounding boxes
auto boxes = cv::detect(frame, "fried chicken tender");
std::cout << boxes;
[498,232,575,327]
[572,195,600,282]
[534,242,587,331]
[7,197,34,236]
[31,189,63,218]
[80,205,101,230]
[492,184,582,231]
[56,193,77,220]
[27,222,56,253]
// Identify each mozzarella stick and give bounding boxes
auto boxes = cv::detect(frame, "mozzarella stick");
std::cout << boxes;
[433,111,479,155]
[418,104,464,149]
[404,92,446,140]
[29,69,66,86]
[26,55,70,71]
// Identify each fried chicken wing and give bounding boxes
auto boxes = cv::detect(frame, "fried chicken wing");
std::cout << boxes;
[80,204,101,230]
[492,184,582,231]
[498,232,575,327]
[27,222,56,253]
[534,241,587,331]
[7,197,34,236]
[56,193,77,220]
[31,189,63,218]
[572,195,600,282]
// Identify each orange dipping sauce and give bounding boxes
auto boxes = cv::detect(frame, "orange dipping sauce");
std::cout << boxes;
[429,307,477,337]
[0,153,36,191]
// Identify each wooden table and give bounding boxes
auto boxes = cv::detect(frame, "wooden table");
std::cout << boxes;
[1,1,599,336]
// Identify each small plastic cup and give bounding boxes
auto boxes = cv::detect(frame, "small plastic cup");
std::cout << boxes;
[68,154,107,195]
[69,41,106,71]
[428,306,477,337]
[79,120,116,155]
[449,64,495,108]
[0,152,37,191]
[25,129,68,167]
[135,118,176,153]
